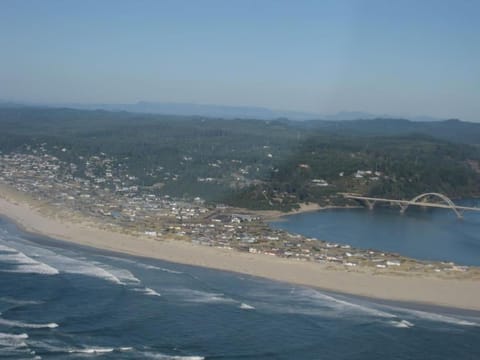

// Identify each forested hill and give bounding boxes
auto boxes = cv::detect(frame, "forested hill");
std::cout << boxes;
[2,106,480,144]
[0,106,479,210]
[299,118,480,145]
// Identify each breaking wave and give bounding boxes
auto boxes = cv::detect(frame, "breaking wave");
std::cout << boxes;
[134,287,162,297]
[295,289,397,318]
[92,263,141,285]
[68,347,115,354]
[98,255,184,275]
[168,288,236,304]
[0,318,58,329]
[0,332,29,340]
[252,287,398,320]
[239,303,255,310]
[138,263,184,274]
[389,320,415,328]
[140,352,204,360]
[0,297,43,306]
[0,244,59,275]
[387,306,480,327]
[0,332,29,348]
[0,238,142,285]
[68,346,133,355]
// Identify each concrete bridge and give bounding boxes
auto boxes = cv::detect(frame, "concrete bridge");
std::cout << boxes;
[342,192,480,218]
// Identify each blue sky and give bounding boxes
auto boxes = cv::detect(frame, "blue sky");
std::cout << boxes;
[1,0,479,120]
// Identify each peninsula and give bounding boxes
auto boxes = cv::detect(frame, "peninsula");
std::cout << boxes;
[1,184,480,311]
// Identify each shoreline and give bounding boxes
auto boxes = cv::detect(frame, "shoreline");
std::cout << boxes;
[5,220,479,319]
[0,189,479,311]
[247,202,361,221]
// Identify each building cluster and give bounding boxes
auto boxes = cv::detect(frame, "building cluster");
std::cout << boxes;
[353,170,383,181]
[0,146,474,277]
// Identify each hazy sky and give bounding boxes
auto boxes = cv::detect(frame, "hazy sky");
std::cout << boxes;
[1,0,479,120]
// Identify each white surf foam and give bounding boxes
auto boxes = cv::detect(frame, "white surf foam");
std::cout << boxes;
[0,297,42,306]
[0,245,59,275]
[389,320,414,328]
[0,332,29,340]
[376,302,480,327]
[270,288,397,319]
[0,239,144,285]
[97,255,137,263]
[97,264,141,284]
[0,244,18,253]
[0,332,29,348]
[239,303,255,310]
[0,251,38,264]
[98,255,184,274]
[140,352,204,360]
[4,263,59,275]
[48,254,124,284]
[68,346,133,354]
[0,318,58,329]
[144,288,161,297]
[69,347,114,354]
[134,287,162,297]
[307,289,397,318]
[169,288,235,304]
[392,308,479,327]
[138,264,184,274]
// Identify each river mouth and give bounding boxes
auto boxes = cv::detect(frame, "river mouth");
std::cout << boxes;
[269,201,480,267]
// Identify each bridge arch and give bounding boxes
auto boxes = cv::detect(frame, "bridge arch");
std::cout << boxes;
[400,192,462,218]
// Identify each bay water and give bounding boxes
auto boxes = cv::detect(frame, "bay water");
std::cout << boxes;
[270,200,480,266]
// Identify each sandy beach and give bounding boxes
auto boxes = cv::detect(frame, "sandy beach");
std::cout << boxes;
[248,202,326,220]
[0,185,479,312]
[253,202,362,221]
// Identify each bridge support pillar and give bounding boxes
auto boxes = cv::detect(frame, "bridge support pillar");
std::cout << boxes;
[364,200,376,210]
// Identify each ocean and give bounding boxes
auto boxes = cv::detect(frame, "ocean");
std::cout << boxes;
[0,216,479,359]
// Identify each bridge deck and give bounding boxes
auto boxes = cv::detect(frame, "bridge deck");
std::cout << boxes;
[343,194,480,212]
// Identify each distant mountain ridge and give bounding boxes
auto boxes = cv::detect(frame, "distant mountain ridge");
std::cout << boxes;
[0,106,478,145]
[0,100,444,122]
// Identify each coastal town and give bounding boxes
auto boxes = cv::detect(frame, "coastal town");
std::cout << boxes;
[0,145,477,278]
